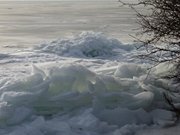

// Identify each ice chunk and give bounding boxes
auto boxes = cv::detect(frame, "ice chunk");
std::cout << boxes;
[6,117,45,135]
[150,109,177,127]
[93,91,154,126]
[8,107,32,125]
[113,124,146,135]
[114,63,146,78]
[94,107,152,127]
[44,120,72,134]
[31,65,46,79]
[47,64,96,93]
[0,73,45,93]
[133,91,154,110]
[69,109,99,131]
[93,91,154,111]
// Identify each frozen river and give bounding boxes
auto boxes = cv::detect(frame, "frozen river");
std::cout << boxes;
[0,1,137,52]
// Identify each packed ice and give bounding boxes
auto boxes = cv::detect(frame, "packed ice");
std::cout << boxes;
[35,32,134,58]
[0,32,179,135]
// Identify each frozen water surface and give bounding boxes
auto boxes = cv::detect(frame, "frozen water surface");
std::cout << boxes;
[0,0,137,53]
[0,1,180,135]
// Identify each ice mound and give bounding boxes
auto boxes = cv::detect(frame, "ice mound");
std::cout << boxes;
[0,63,179,135]
[35,31,134,58]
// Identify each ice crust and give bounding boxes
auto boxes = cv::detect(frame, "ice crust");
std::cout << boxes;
[0,32,179,135]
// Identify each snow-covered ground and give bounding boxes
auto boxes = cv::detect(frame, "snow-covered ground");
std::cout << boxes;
[0,1,180,135]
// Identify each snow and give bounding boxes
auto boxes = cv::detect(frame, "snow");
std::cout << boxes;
[0,32,180,135]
